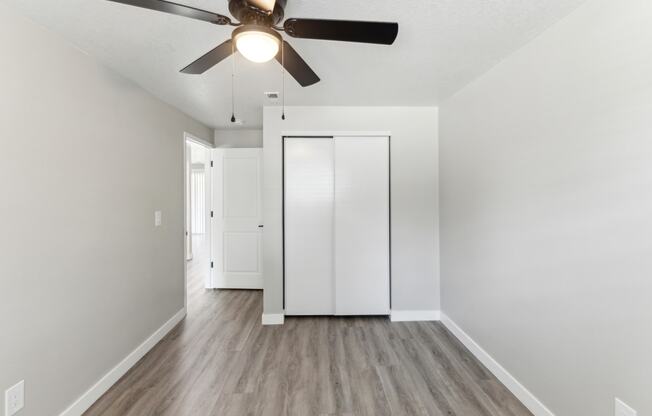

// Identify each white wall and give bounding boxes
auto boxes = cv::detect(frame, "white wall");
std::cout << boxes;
[0,4,212,415]
[439,1,652,415]
[214,129,263,148]
[263,106,439,315]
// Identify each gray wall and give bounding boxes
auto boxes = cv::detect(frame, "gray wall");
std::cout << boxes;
[439,0,652,415]
[214,129,263,148]
[263,106,440,315]
[0,5,211,415]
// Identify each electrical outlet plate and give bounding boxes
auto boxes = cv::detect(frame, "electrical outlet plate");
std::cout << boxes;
[615,398,637,416]
[154,210,162,227]
[5,380,24,416]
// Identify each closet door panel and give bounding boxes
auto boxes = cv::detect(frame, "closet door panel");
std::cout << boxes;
[284,138,334,315]
[334,137,390,315]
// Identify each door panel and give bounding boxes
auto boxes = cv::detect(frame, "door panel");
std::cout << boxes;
[211,148,263,289]
[224,232,261,272]
[334,137,390,315]
[284,138,335,315]
[224,157,259,218]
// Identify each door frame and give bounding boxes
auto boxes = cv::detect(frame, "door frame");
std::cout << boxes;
[183,132,213,311]
[281,131,392,314]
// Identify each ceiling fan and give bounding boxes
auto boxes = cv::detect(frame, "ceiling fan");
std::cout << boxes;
[106,0,399,87]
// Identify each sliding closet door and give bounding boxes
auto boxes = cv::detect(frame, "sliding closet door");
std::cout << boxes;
[334,137,390,315]
[284,138,334,315]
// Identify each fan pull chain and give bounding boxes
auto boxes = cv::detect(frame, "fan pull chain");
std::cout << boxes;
[230,42,236,123]
[281,41,286,121]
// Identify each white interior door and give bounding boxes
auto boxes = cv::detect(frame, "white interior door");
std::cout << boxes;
[211,148,263,289]
[284,138,334,315]
[334,137,390,315]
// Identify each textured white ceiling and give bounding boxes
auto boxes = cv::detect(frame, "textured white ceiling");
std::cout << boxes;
[3,0,584,129]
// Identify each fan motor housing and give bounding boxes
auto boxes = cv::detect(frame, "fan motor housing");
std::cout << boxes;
[228,0,287,26]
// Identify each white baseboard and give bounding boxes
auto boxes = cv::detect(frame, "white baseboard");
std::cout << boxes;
[440,313,555,416]
[390,310,441,322]
[59,308,186,416]
[261,313,285,325]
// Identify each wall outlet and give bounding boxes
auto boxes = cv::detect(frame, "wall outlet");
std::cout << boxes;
[5,380,24,416]
[154,210,162,227]
[615,398,637,416]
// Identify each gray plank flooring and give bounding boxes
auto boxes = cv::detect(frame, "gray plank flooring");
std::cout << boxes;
[85,236,532,416]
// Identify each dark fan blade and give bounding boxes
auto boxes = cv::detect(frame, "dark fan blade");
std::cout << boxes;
[276,41,320,87]
[181,40,233,74]
[284,18,398,45]
[106,0,232,25]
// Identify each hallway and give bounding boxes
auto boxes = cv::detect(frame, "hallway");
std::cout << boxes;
[187,234,211,304]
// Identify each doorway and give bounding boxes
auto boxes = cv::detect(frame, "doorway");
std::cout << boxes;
[185,135,212,305]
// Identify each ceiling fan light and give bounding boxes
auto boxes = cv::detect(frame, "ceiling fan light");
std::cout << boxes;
[234,26,281,63]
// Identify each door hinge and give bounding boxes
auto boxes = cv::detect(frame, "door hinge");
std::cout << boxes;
[210,261,214,268]
[210,211,214,218]
[210,160,214,168]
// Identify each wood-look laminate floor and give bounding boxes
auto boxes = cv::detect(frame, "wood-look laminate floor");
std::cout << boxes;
[85,236,532,416]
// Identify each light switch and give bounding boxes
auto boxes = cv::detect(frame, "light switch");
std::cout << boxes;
[154,210,162,227]
[615,398,637,416]
[5,380,24,416]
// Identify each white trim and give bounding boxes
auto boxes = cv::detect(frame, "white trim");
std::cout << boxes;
[390,310,441,322]
[281,130,392,138]
[440,313,555,416]
[184,131,214,149]
[183,136,190,310]
[615,398,637,416]
[59,309,186,416]
[261,313,285,325]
